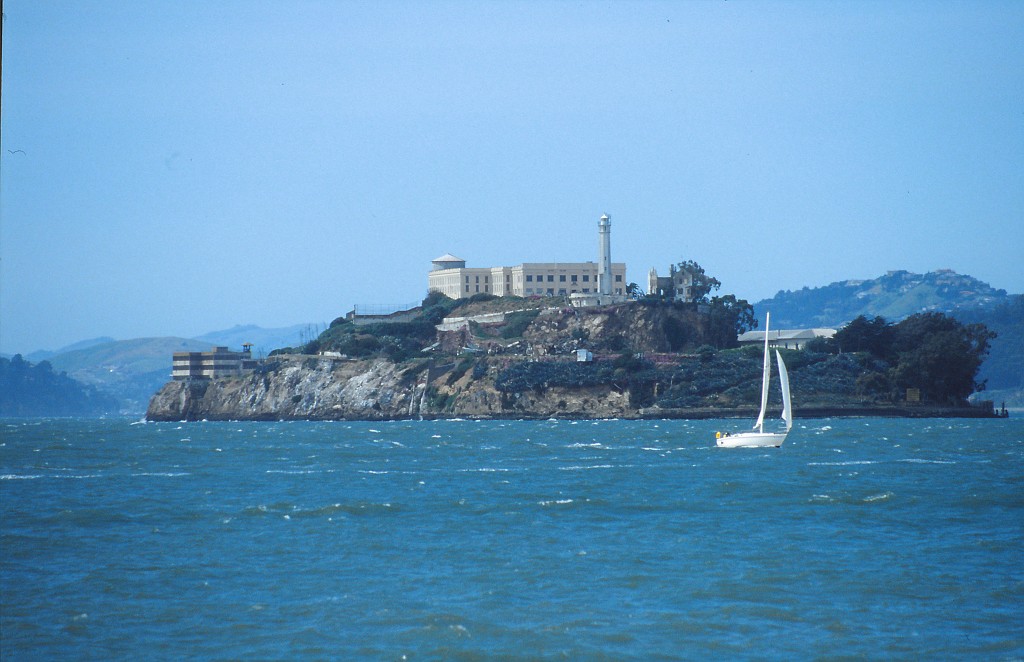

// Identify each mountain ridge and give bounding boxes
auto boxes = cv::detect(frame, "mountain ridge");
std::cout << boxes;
[753,269,1010,329]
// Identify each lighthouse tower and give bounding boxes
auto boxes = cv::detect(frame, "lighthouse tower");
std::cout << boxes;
[597,214,612,296]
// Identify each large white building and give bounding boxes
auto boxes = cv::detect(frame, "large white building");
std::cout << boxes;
[428,257,626,300]
[428,214,627,300]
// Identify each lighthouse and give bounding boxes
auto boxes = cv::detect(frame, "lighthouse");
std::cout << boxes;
[597,213,612,296]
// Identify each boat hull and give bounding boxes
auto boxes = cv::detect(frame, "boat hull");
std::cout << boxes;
[716,432,787,448]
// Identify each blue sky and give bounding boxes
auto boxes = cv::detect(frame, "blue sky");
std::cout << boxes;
[2,0,1022,354]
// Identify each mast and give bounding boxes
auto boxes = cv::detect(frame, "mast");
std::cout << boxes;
[753,312,771,433]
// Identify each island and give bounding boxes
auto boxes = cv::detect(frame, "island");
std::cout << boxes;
[147,291,1001,422]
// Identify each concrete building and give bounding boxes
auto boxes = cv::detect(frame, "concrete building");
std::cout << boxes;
[428,260,627,299]
[428,215,627,300]
[648,265,696,302]
[172,346,256,380]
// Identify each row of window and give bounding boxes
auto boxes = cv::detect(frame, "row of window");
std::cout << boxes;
[458,284,628,297]
[519,288,627,296]
[522,274,624,283]
[526,274,591,283]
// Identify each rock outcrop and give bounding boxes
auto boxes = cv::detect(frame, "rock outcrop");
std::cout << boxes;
[146,354,632,421]
[148,356,420,421]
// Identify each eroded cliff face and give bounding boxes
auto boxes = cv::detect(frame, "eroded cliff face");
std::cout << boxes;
[146,354,634,421]
[146,304,708,422]
[147,356,423,421]
[521,303,707,355]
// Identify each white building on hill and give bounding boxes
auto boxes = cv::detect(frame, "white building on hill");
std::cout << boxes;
[737,328,837,351]
[428,215,627,301]
[428,258,626,300]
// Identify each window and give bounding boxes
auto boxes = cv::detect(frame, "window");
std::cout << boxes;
[547,275,554,282]
[571,275,578,282]
[475,276,479,283]
[615,275,622,282]
[547,288,554,295]
[559,275,566,282]
[558,289,566,295]
[583,288,590,293]
[526,275,533,282]
[465,276,470,283]
[465,285,470,292]
[583,275,590,282]
[485,276,489,283]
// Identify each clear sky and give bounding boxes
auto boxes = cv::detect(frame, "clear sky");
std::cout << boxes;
[2,1,1022,354]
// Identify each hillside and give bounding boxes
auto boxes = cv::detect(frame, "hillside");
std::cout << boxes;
[954,295,1024,405]
[1,355,119,417]
[195,323,313,358]
[23,337,116,363]
[26,325,312,415]
[755,270,1009,329]
[47,337,214,413]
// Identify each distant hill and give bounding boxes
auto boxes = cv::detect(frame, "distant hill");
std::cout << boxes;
[1,355,119,417]
[754,270,1010,329]
[37,325,312,415]
[47,337,214,414]
[953,295,1024,404]
[194,323,314,358]
[23,337,117,363]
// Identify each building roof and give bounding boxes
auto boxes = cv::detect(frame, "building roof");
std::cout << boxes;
[737,328,837,343]
[432,253,466,263]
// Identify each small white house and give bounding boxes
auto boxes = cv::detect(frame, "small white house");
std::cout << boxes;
[576,349,594,362]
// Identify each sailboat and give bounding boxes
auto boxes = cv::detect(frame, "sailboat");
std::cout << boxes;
[716,312,793,448]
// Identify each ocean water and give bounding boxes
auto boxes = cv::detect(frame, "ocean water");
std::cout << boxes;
[2,417,1022,659]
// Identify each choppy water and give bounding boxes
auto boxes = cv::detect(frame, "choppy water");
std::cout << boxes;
[2,417,1022,659]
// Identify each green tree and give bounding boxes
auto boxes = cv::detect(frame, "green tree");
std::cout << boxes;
[890,313,996,404]
[674,260,722,303]
[706,295,757,349]
[834,315,893,358]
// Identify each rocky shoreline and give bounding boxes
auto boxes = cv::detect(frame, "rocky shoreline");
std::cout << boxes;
[146,355,1006,422]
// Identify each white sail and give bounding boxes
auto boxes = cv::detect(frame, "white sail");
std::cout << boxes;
[776,350,793,431]
[715,311,791,448]
[753,312,771,432]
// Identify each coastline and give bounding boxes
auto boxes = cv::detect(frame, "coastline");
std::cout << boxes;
[145,405,1008,423]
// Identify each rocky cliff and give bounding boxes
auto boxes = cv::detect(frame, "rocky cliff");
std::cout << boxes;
[146,354,632,421]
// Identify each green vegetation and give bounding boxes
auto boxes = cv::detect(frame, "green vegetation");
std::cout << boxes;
[267,285,998,411]
[500,309,541,339]
[675,259,722,302]
[805,312,995,405]
[494,311,993,409]
[1,355,119,416]
[642,260,756,349]
[296,293,466,361]
[281,293,551,362]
